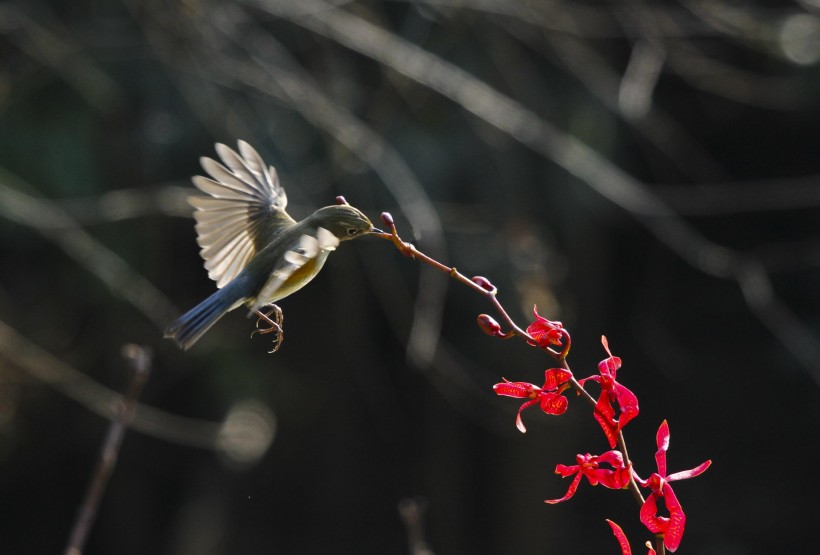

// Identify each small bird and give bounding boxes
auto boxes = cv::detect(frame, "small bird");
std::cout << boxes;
[165,140,379,351]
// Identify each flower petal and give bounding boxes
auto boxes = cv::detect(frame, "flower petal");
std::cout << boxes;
[606,520,633,555]
[655,420,670,477]
[515,398,540,433]
[639,491,667,535]
[577,375,600,388]
[555,463,580,478]
[667,460,712,482]
[589,451,631,490]
[598,355,622,377]
[593,396,620,449]
[545,470,583,504]
[613,383,640,430]
[596,449,626,468]
[660,483,686,552]
[526,306,564,348]
[539,391,569,415]
[589,467,631,490]
[598,336,623,377]
[543,368,572,389]
[493,380,538,399]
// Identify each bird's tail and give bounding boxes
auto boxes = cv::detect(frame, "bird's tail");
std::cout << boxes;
[164,287,239,350]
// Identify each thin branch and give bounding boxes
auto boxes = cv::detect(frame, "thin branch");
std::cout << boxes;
[398,498,435,555]
[0,168,178,329]
[0,3,126,114]
[65,345,152,555]
[0,318,223,449]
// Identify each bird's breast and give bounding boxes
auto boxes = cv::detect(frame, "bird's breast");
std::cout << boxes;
[254,249,331,306]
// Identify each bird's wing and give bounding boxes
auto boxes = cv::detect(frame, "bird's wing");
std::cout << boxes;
[189,140,297,288]
[250,227,340,312]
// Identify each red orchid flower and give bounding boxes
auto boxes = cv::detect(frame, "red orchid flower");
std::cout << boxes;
[526,306,570,354]
[493,368,572,433]
[635,420,712,552]
[545,450,631,504]
[606,520,656,555]
[578,336,639,448]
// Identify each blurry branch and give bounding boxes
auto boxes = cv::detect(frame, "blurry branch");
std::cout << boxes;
[657,177,820,216]
[752,238,820,274]
[397,0,722,39]
[535,31,726,181]
[399,0,617,38]
[638,1,806,109]
[0,318,223,449]
[0,3,125,114]
[55,184,338,231]
[429,0,806,111]
[46,176,820,275]
[682,0,802,54]
[664,43,803,110]
[57,184,193,224]
[40,173,820,225]
[0,167,178,329]
[249,0,663,212]
[248,0,820,381]
[0,173,235,447]
[66,345,152,555]
[618,40,666,121]
[398,497,435,555]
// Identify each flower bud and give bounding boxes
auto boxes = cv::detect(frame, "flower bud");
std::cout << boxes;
[335,196,349,205]
[471,275,496,293]
[380,212,395,227]
[477,314,502,336]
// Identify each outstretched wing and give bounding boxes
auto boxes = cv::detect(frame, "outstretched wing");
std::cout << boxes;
[189,140,297,288]
[250,227,340,312]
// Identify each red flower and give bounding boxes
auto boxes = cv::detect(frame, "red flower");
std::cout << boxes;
[606,520,656,555]
[493,368,572,433]
[635,420,712,552]
[579,336,639,448]
[526,306,568,351]
[545,450,631,504]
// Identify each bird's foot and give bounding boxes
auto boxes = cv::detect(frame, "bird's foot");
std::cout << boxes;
[251,304,284,353]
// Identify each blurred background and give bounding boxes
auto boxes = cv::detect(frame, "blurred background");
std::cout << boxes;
[1,1,819,553]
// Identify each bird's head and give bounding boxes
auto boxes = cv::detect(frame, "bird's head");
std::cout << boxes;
[311,204,378,241]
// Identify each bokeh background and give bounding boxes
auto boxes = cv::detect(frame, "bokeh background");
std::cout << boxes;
[2,1,820,553]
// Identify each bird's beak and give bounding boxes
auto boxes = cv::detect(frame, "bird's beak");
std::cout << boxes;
[371,227,385,234]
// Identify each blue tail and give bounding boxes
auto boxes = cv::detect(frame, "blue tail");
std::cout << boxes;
[165,284,246,350]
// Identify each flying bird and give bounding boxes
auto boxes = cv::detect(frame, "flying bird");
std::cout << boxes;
[165,141,379,350]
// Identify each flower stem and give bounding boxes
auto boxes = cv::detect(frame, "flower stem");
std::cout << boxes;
[374,218,532,340]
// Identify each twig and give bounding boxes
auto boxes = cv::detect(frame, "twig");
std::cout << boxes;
[64,345,153,555]
[0,318,222,449]
[374,214,531,341]
[398,497,435,555]
[0,169,178,329]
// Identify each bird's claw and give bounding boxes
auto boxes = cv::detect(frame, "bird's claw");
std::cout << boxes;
[251,304,284,353]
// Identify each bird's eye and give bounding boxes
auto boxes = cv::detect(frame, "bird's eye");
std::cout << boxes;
[347,228,359,236]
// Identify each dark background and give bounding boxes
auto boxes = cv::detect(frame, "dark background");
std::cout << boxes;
[1,1,819,553]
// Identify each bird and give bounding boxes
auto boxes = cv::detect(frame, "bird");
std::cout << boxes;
[165,140,379,351]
